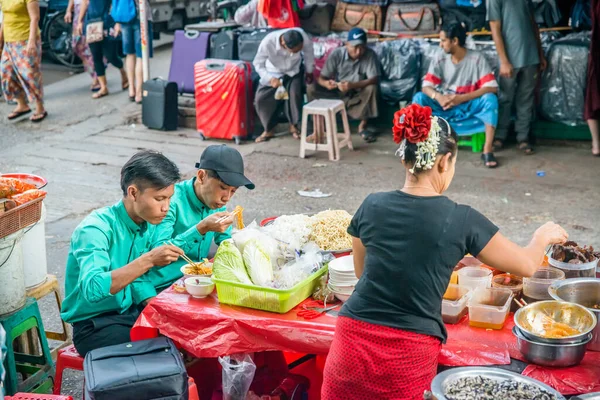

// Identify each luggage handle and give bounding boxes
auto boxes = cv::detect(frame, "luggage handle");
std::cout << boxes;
[206,62,227,71]
[87,338,174,361]
[184,30,200,39]
[343,8,376,27]
[394,7,436,31]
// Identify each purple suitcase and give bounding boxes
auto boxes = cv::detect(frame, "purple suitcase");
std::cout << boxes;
[168,30,211,94]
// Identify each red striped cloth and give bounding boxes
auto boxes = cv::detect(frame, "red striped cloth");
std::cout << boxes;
[322,316,441,400]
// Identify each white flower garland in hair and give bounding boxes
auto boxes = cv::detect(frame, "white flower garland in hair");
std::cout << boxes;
[396,116,443,174]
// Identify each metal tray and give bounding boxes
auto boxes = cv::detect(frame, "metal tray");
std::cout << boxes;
[430,367,566,400]
[571,393,600,400]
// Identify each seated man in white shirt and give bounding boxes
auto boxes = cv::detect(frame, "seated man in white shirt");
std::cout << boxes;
[253,28,314,143]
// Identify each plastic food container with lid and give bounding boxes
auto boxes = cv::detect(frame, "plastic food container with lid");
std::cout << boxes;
[522,267,565,303]
[442,284,472,324]
[457,266,492,292]
[468,287,514,330]
[548,257,598,279]
[492,274,523,312]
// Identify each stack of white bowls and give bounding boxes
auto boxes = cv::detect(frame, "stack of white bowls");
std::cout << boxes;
[328,255,358,302]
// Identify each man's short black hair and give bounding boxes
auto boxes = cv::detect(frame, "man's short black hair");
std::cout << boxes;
[282,29,304,49]
[442,22,467,47]
[120,150,181,196]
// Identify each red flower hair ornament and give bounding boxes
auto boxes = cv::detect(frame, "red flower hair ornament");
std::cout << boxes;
[392,104,433,144]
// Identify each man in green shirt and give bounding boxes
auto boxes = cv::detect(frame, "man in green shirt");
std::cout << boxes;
[148,145,255,292]
[61,151,184,356]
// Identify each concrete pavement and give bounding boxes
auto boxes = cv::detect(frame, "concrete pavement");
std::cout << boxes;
[1,42,599,399]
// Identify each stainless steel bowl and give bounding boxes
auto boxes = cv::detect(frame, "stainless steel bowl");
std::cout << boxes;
[430,366,566,400]
[570,393,600,400]
[549,278,600,352]
[514,300,597,344]
[513,326,591,367]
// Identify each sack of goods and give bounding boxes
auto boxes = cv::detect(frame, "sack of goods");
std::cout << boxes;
[539,32,591,126]
[84,337,188,400]
[438,0,487,32]
[372,39,421,103]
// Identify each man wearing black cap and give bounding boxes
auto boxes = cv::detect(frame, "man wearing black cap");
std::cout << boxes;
[253,28,314,143]
[147,145,255,293]
[308,27,380,143]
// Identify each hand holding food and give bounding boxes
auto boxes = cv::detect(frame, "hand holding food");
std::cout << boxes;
[534,222,568,247]
[144,244,184,268]
[197,212,233,234]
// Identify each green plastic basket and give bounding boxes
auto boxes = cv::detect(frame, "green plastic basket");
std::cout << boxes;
[213,266,329,313]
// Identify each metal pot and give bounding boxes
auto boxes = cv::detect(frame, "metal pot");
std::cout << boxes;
[548,278,600,352]
[513,326,591,367]
[514,300,597,344]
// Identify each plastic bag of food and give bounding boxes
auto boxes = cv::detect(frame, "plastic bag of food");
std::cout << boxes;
[213,239,253,285]
[232,222,280,261]
[218,354,257,400]
[11,189,46,206]
[243,239,273,287]
[272,243,329,289]
[0,178,37,199]
[274,80,289,100]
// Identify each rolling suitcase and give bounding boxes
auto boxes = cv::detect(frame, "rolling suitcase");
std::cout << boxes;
[142,78,178,131]
[84,337,188,400]
[237,28,274,62]
[168,30,211,94]
[210,30,238,59]
[194,59,254,144]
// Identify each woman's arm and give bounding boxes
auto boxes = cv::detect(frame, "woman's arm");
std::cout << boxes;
[477,222,568,277]
[352,236,366,279]
[26,1,40,50]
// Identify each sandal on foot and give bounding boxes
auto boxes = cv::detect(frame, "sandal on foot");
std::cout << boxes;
[481,152,499,168]
[92,91,109,99]
[30,111,48,123]
[518,142,535,155]
[255,132,274,143]
[7,109,31,120]
[122,82,130,91]
[360,130,377,143]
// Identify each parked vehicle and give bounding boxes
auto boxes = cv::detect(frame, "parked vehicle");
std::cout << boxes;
[40,0,83,70]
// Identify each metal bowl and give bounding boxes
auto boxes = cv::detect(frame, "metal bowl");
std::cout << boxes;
[570,393,600,400]
[430,366,566,400]
[514,300,597,344]
[513,326,591,367]
[549,278,600,352]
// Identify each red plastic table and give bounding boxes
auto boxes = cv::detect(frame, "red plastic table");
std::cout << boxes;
[132,289,600,395]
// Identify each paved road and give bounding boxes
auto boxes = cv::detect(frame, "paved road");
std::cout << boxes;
[1,42,599,399]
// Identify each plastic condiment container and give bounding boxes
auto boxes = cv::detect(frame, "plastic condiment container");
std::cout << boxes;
[457,267,492,292]
[522,267,565,303]
[492,274,523,313]
[468,287,513,330]
[442,284,472,324]
[548,257,598,279]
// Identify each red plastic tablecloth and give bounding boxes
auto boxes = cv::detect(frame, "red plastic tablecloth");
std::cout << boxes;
[132,289,600,395]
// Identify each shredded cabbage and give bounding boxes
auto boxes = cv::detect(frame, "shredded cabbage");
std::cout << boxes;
[213,239,252,285]
[243,239,273,286]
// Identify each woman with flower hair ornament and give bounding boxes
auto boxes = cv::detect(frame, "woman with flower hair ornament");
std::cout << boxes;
[321,104,569,400]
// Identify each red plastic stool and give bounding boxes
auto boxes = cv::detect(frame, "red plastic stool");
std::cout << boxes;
[6,394,73,400]
[188,377,200,400]
[52,344,84,395]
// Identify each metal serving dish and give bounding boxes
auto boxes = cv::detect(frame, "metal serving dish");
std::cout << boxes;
[549,278,600,352]
[514,300,597,344]
[513,326,591,367]
[430,367,566,400]
[571,394,600,400]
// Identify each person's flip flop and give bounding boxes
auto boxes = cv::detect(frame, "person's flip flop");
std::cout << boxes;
[518,142,535,155]
[92,91,109,99]
[360,130,377,143]
[481,152,499,168]
[7,109,31,120]
[30,111,48,123]
[91,86,101,92]
[255,133,274,143]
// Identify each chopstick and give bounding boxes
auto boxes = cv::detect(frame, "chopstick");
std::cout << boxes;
[216,208,241,224]
[167,241,199,268]
[513,298,568,327]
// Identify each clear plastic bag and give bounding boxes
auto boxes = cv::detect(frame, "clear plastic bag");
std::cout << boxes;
[218,353,257,400]
[274,80,289,100]
[272,243,332,289]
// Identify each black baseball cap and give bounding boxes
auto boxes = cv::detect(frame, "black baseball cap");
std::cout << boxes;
[195,145,255,190]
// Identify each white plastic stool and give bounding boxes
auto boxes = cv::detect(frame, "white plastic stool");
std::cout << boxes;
[299,99,353,161]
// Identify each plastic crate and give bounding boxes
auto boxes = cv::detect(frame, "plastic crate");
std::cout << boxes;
[213,266,329,313]
[0,196,44,239]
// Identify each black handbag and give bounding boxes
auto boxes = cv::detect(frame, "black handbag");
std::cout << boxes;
[298,3,335,35]
[84,337,188,400]
[236,28,275,62]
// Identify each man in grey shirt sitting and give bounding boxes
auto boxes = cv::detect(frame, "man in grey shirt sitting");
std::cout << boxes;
[488,0,546,155]
[307,28,380,143]
[253,28,314,143]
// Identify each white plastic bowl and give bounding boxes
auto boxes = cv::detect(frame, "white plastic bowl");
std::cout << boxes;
[180,264,211,280]
[184,277,215,298]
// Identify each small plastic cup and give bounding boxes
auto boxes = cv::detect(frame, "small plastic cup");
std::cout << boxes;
[458,266,493,291]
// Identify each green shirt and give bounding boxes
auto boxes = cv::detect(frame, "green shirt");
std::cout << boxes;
[147,178,231,291]
[61,201,157,324]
